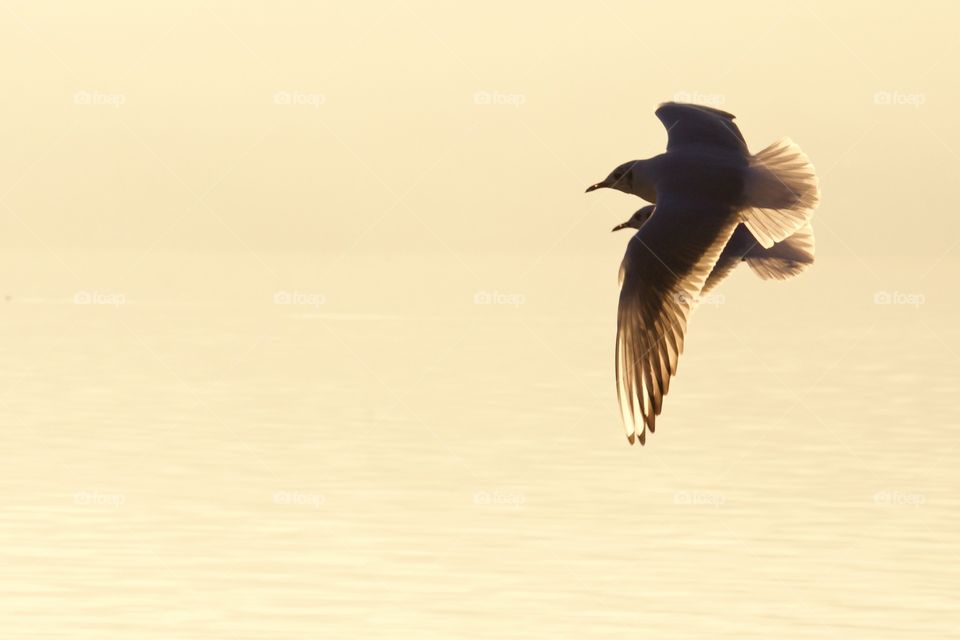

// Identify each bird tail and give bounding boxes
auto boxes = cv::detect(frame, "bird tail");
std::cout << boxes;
[740,138,820,248]
[745,222,815,280]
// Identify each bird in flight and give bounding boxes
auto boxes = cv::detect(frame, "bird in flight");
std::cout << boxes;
[613,206,815,296]
[586,102,819,445]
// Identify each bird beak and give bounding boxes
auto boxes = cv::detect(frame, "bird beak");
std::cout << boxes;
[585,181,606,193]
[611,222,629,232]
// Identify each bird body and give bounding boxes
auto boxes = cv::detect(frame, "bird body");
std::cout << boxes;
[596,149,747,209]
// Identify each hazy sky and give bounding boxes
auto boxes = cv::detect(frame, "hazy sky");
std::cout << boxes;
[0,1,956,259]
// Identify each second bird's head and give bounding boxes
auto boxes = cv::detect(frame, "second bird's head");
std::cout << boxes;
[612,205,655,232]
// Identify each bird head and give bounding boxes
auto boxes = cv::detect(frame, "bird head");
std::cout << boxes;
[612,205,655,232]
[586,160,640,195]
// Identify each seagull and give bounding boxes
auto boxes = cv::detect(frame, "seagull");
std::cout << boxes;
[612,206,815,296]
[587,103,819,445]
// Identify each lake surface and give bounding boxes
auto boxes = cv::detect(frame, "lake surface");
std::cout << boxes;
[1,252,957,638]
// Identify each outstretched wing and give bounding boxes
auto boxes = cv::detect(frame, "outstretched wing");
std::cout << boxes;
[616,196,738,444]
[701,225,758,295]
[655,102,748,153]
[745,222,815,280]
[701,223,816,295]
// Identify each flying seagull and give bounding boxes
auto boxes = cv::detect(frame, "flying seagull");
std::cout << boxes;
[612,206,815,296]
[587,102,819,445]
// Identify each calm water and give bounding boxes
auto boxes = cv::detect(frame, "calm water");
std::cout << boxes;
[1,253,957,637]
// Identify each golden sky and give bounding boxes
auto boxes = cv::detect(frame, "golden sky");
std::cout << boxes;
[0,0,955,260]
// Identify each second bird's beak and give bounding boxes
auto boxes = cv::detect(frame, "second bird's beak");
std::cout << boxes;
[611,221,629,232]
[585,181,606,193]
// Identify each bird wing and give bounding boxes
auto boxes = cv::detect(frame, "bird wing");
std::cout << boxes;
[701,223,816,294]
[616,196,738,444]
[701,225,759,295]
[745,222,815,280]
[655,102,748,153]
